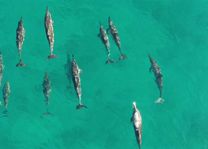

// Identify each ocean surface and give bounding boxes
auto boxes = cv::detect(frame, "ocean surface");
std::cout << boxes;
[0,0,207,148]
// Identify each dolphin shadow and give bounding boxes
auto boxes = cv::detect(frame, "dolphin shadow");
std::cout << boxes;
[41,106,54,117]
[42,111,53,116]
[64,53,72,89]
[0,109,8,118]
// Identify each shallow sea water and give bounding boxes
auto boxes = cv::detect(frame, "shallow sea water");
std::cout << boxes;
[0,0,207,149]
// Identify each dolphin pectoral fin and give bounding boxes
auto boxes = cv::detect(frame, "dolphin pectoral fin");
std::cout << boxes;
[97,33,101,38]
[76,104,87,110]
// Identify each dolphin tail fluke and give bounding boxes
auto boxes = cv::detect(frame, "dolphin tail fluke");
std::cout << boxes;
[43,105,53,116]
[155,97,164,104]
[119,53,127,61]
[2,108,8,115]
[105,57,114,64]
[48,48,56,59]
[43,111,52,116]
[48,54,56,59]
[16,59,26,67]
[76,97,87,110]
[43,111,53,116]
[76,104,87,110]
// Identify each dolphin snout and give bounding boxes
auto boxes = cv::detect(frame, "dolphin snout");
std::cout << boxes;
[132,101,137,109]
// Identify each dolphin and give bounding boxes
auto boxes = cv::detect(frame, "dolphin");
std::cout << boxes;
[0,52,4,86]
[16,17,26,67]
[2,81,11,110]
[44,7,56,59]
[98,24,114,64]
[71,55,87,109]
[131,102,142,148]
[148,54,164,103]
[107,17,126,60]
[42,73,52,105]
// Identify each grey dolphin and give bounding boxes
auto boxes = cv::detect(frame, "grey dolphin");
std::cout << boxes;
[107,17,126,60]
[71,55,87,109]
[44,7,56,59]
[148,54,164,103]
[16,17,26,67]
[0,52,4,86]
[131,102,142,148]
[42,73,52,105]
[98,24,114,64]
[2,81,11,110]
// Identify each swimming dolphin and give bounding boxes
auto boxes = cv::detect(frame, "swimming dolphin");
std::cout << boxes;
[98,24,114,64]
[44,7,56,59]
[0,52,4,87]
[71,55,87,109]
[131,102,142,148]
[148,54,164,103]
[16,17,26,67]
[42,73,51,105]
[2,81,11,110]
[107,17,126,60]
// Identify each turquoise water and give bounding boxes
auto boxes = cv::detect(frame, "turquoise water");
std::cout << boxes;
[0,0,207,148]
